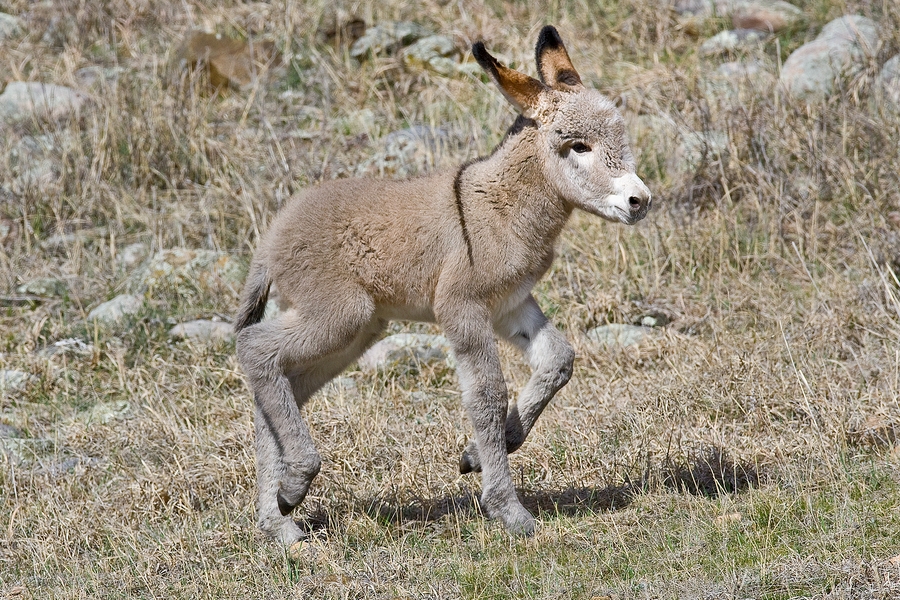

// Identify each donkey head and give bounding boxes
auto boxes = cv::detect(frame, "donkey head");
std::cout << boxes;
[473,26,651,225]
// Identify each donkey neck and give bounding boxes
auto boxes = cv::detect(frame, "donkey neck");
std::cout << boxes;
[463,120,573,246]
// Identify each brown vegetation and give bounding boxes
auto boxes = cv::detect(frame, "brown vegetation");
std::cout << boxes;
[1,0,899,598]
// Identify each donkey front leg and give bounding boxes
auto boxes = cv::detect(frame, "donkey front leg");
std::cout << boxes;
[441,303,535,535]
[460,295,574,474]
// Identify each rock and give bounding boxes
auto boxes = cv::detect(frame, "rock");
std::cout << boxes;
[0,82,88,124]
[0,423,22,438]
[175,31,281,89]
[402,35,460,75]
[675,130,729,175]
[699,29,767,56]
[779,15,879,102]
[702,60,776,104]
[38,337,95,357]
[128,248,244,297]
[0,436,53,464]
[16,277,68,298]
[360,125,456,177]
[731,0,804,32]
[0,369,31,393]
[317,8,366,46]
[875,55,900,112]
[350,21,431,59]
[87,294,143,325]
[637,312,673,328]
[586,324,656,349]
[80,400,130,425]
[358,333,453,372]
[0,12,23,40]
[5,133,75,193]
[168,319,235,343]
[74,66,125,89]
[117,242,150,270]
[674,0,718,16]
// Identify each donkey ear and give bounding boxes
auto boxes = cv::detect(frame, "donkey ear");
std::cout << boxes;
[535,25,583,92]
[473,41,547,119]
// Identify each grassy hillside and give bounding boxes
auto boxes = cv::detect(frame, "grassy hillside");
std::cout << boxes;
[1,1,899,598]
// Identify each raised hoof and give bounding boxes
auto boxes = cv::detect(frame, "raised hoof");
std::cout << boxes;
[459,448,481,474]
[277,490,299,516]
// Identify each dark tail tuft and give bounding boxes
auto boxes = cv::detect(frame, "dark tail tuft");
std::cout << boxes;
[234,262,271,332]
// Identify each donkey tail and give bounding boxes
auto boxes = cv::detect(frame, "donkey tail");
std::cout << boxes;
[234,260,272,332]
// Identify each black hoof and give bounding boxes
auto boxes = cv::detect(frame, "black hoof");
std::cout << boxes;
[459,454,472,474]
[277,491,298,516]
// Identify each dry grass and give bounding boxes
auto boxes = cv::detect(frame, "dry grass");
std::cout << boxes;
[1,0,900,598]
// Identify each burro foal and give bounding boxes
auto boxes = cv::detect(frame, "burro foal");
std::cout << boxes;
[235,26,651,546]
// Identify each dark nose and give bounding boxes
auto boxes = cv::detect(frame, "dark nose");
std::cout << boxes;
[628,192,651,215]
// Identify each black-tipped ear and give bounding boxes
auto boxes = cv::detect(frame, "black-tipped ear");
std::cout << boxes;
[535,25,583,91]
[472,41,547,118]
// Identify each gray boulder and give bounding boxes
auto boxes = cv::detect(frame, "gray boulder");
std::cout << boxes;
[875,55,900,113]
[0,82,88,124]
[350,21,431,59]
[699,29,767,56]
[730,0,805,32]
[128,248,244,296]
[586,324,657,349]
[0,369,31,393]
[87,294,143,325]
[779,15,879,102]
[16,276,68,298]
[360,125,457,177]
[0,12,22,41]
[358,333,452,372]
[168,319,235,343]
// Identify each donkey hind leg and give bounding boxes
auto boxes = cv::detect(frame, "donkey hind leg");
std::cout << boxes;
[460,295,574,474]
[443,304,535,535]
[237,302,378,545]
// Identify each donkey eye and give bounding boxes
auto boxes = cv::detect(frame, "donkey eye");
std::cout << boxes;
[571,142,591,154]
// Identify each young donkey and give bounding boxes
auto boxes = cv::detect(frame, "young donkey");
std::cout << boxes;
[235,26,651,545]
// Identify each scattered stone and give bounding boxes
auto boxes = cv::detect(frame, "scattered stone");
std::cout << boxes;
[675,130,729,175]
[321,376,358,397]
[176,31,281,89]
[317,8,366,46]
[0,436,53,464]
[0,423,22,438]
[358,333,453,372]
[779,15,879,102]
[74,66,125,89]
[117,242,150,270]
[168,319,234,343]
[128,248,244,297]
[0,369,32,393]
[0,82,88,124]
[875,55,900,113]
[731,0,804,32]
[87,294,143,325]
[350,21,431,59]
[41,227,108,250]
[80,400,130,425]
[5,133,75,193]
[38,337,95,357]
[0,12,23,41]
[586,324,656,349]
[637,312,673,328]
[360,125,456,177]
[402,35,460,75]
[16,277,68,298]
[702,60,776,105]
[699,28,767,56]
